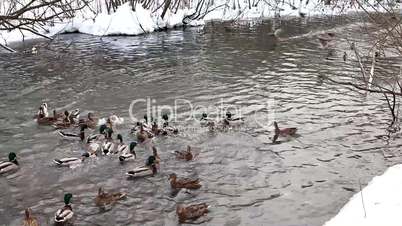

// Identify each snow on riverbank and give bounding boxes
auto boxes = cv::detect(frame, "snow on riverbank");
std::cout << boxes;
[0,0,368,46]
[324,164,402,226]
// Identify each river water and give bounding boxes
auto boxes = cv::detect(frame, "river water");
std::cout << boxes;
[1,15,401,226]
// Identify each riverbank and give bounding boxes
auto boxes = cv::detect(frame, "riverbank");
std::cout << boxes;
[324,164,402,226]
[0,0,382,47]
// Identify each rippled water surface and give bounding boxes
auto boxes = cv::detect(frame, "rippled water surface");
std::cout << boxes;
[1,15,402,226]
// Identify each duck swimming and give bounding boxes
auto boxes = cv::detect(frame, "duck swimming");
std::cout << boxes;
[119,141,137,162]
[136,125,154,144]
[200,113,215,127]
[317,32,335,48]
[161,114,179,134]
[127,147,159,177]
[169,173,201,190]
[174,146,194,161]
[176,203,209,223]
[0,152,19,174]
[54,193,74,223]
[95,187,126,207]
[53,153,90,167]
[223,111,244,127]
[79,112,97,129]
[57,124,87,141]
[23,208,39,226]
[272,121,297,143]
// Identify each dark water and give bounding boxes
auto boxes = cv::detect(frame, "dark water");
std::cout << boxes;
[0,15,401,226]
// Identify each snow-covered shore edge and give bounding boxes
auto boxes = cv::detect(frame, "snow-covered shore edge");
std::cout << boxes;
[0,0,388,47]
[324,164,402,226]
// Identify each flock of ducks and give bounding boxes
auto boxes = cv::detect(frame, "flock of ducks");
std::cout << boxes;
[2,102,298,225]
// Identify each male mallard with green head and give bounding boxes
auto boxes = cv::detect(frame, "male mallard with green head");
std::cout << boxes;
[119,141,137,162]
[0,152,19,174]
[54,193,74,223]
[127,147,159,177]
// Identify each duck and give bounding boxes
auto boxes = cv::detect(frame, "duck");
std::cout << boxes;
[101,129,117,155]
[161,114,179,134]
[272,121,297,143]
[98,114,124,128]
[200,113,215,127]
[52,111,75,129]
[223,111,244,126]
[136,125,154,144]
[79,112,97,129]
[269,28,283,39]
[37,108,63,125]
[169,173,201,190]
[86,124,109,144]
[54,193,74,223]
[53,153,90,167]
[127,147,159,177]
[0,152,19,174]
[176,203,209,223]
[95,187,126,207]
[119,141,137,162]
[57,124,87,141]
[36,102,49,118]
[343,52,347,61]
[174,145,194,161]
[317,32,335,48]
[31,46,37,54]
[23,208,39,226]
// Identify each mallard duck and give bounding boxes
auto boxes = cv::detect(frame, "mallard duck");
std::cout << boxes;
[169,173,201,190]
[98,115,124,128]
[174,146,194,161]
[136,125,154,144]
[53,153,90,167]
[95,187,126,207]
[161,114,179,135]
[36,102,49,118]
[52,111,74,129]
[119,141,137,162]
[200,113,215,127]
[268,28,283,39]
[0,152,19,174]
[176,203,209,223]
[54,193,74,223]
[79,112,97,129]
[223,112,244,126]
[272,121,297,143]
[57,124,87,141]
[317,32,335,48]
[23,208,39,226]
[37,108,63,125]
[127,147,159,177]
[101,130,117,155]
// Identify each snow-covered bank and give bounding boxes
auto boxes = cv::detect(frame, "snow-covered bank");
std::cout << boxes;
[324,164,402,226]
[0,0,400,47]
[0,0,376,44]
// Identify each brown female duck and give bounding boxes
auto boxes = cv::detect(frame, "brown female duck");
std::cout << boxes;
[176,203,209,223]
[174,146,194,161]
[272,121,297,143]
[169,173,201,190]
[95,187,126,207]
[23,208,39,226]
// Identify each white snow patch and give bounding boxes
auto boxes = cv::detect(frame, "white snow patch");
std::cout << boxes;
[324,164,402,226]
